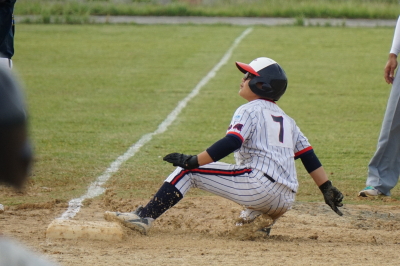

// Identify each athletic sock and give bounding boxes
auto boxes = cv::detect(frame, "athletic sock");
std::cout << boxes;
[138,182,183,220]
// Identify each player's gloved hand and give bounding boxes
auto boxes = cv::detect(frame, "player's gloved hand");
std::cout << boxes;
[319,180,344,216]
[163,153,199,170]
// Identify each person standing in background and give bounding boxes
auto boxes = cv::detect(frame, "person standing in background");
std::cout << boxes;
[0,0,16,69]
[359,15,400,197]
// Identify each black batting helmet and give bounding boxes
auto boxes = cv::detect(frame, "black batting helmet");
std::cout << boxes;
[236,57,288,101]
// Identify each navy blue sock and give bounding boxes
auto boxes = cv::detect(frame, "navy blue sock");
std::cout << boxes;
[138,182,183,219]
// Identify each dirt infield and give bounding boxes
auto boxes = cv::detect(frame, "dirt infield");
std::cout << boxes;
[1,192,400,266]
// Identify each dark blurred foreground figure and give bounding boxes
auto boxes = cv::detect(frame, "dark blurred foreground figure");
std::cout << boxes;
[0,65,58,266]
[0,64,31,188]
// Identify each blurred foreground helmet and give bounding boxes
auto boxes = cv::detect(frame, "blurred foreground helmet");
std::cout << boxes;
[236,57,288,101]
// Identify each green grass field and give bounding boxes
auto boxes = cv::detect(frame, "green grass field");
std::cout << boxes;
[1,23,398,207]
[14,0,400,20]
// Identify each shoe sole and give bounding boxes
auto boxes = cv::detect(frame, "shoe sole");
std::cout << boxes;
[121,220,148,235]
[104,212,148,235]
[358,192,383,197]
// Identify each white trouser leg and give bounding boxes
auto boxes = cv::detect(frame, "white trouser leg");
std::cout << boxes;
[367,69,400,195]
[0,58,12,68]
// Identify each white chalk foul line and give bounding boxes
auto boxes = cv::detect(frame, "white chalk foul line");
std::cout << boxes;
[58,27,253,220]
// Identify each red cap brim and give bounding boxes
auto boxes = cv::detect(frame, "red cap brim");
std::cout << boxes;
[235,62,260,76]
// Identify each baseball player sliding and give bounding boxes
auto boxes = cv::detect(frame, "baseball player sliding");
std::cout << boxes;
[105,57,344,235]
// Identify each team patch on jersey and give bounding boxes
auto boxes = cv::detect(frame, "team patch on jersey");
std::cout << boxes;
[232,123,243,131]
[233,114,241,120]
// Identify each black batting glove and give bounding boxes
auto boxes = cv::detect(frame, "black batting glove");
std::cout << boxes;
[163,153,199,170]
[319,180,344,216]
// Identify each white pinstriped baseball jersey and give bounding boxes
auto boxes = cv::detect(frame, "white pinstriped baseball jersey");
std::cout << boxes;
[227,98,311,193]
[164,98,312,220]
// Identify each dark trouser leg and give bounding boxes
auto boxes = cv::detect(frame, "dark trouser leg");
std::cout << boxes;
[138,182,183,219]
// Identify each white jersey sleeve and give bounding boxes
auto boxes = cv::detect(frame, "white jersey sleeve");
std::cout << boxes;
[390,15,400,55]
[293,125,313,158]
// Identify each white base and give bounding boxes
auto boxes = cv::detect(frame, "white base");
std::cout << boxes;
[46,219,125,241]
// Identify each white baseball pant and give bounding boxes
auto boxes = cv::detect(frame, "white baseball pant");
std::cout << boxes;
[165,161,295,221]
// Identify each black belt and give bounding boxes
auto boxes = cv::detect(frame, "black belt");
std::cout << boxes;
[264,173,276,183]
[264,173,296,193]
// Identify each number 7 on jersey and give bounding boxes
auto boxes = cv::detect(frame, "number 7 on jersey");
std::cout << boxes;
[265,110,293,148]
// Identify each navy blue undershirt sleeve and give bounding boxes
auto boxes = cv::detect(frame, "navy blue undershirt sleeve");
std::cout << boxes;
[298,149,322,173]
[206,134,242,162]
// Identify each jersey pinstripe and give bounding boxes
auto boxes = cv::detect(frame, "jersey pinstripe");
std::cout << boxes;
[227,99,311,192]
